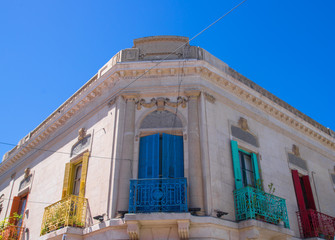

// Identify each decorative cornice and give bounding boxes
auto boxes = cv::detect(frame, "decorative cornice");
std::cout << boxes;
[136,97,187,111]
[1,56,334,175]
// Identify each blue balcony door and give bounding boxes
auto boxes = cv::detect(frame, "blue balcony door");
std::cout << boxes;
[137,133,184,212]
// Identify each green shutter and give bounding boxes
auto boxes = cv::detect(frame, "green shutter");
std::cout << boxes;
[231,140,243,190]
[251,153,260,188]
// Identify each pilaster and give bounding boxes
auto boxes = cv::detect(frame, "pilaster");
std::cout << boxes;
[185,89,205,215]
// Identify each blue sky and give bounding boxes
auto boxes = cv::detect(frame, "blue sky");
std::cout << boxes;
[0,0,334,159]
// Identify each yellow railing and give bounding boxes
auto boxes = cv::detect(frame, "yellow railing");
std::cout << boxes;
[40,195,87,235]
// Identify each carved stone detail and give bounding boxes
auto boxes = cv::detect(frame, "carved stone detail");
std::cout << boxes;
[204,92,216,103]
[108,97,118,107]
[177,220,190,239]
[127,221,140,240]
[78,128,86,141]
[136,97,187,111]
[292,144,300,157]
[238,117,249,131]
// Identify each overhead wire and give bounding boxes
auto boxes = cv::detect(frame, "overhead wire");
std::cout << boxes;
[0,0,248,168]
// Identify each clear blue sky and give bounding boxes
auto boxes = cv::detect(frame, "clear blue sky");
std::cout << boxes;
[0,0,334,159]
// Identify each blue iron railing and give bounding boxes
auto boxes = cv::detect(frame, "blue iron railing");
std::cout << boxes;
[234,186,290,228]
[129,178,187,213]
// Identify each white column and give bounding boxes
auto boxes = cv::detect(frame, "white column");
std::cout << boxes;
[185,89,205,215]
[116,93,138,214]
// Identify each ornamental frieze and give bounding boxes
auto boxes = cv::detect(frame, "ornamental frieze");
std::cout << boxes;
[136,97,187,111]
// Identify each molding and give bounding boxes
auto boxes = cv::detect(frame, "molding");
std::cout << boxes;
[1,58,334,175]
[136,97,187,111]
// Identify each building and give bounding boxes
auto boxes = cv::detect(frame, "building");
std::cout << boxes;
[0,36,334,240]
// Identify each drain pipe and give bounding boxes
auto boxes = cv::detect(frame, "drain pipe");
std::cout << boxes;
[311,171,321,212]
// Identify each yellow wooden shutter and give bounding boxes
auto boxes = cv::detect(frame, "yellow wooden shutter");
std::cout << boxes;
[79,152,89,197]
[62,163,73,198]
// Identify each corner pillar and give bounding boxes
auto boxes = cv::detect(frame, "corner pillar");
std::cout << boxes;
[185,89,205,215]
[116,93,138,214]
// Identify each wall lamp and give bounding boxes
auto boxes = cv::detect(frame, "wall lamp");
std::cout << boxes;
[93,214,105,223]
[188,208,201,215]
[214,209,228,218]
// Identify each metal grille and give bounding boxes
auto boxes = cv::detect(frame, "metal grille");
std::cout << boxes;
[1,226,24,240]
[40,195,88,235]
[233,186,290,228]
[129,178,187,213]
[231,126,259,147]
[288,153,308,171]
[296,209,335,239]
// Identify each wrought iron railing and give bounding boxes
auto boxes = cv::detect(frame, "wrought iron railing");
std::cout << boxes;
[129,178,187,213]
[1,226,24,240]
[234,186,290,228]
[297,209,335,239]
[40,195,88,235]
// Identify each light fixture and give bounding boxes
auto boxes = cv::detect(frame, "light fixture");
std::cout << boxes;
[214,209,228,218]
[188,208,201,215]
[93,214,105,223]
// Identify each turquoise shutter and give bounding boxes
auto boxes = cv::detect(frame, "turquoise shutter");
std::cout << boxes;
[251,153,260,188]
[231,140,243,189]
[162,133,184,178]
[138,134,160,178]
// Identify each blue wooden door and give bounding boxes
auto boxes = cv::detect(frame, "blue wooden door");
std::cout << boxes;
[138,134,160,178]
[162,133,184,211]
[162,133,184,178]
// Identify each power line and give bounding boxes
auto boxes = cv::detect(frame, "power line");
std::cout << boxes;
[0,141,132,161]
[0,0,248,167]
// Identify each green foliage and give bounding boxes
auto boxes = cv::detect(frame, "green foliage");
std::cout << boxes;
[0,213,22,240]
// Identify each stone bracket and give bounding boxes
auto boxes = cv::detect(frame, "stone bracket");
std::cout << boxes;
[127,220,140,240]
[177,220,190,239]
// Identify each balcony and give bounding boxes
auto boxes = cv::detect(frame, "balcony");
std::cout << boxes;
[234,186,290,228]
[40,195,88,235]
[1,226,24,240]
[297,209,335,239]
[129,178,187,213]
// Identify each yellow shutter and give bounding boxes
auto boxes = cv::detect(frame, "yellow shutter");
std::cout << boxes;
[62,163,73,198]
[79,152,89,197]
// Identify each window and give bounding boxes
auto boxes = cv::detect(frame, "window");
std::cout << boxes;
[291,170,316,211]
[7,194,28,239]
[231,140,260,189]
[72,163,82,196]
[139,133,184,179]
[62,152,89,198]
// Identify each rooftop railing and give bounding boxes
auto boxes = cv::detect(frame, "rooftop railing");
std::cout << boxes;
[129,178,187,213]
[40,195,88,235]
[297,209,335,239]
[234,186,290,228]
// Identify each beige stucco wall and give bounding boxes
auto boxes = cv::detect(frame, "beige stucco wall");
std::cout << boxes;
[0,36,334,239]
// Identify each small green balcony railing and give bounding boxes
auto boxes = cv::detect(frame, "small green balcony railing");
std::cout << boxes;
[234,186,290,228]
[40,195,88,235]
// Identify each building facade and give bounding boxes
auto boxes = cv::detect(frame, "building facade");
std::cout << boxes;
[0,36,334,240]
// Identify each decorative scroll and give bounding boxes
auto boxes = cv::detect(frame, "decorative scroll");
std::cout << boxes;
[136,97,187,110]
[233,186,290,229]
[128,178,187,213]
[40,195,88,235]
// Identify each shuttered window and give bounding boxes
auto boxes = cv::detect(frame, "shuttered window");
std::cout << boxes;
[139,133,183,179]
[291,170,316,211]
[231,140,260,189]
[62,152,89,198]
